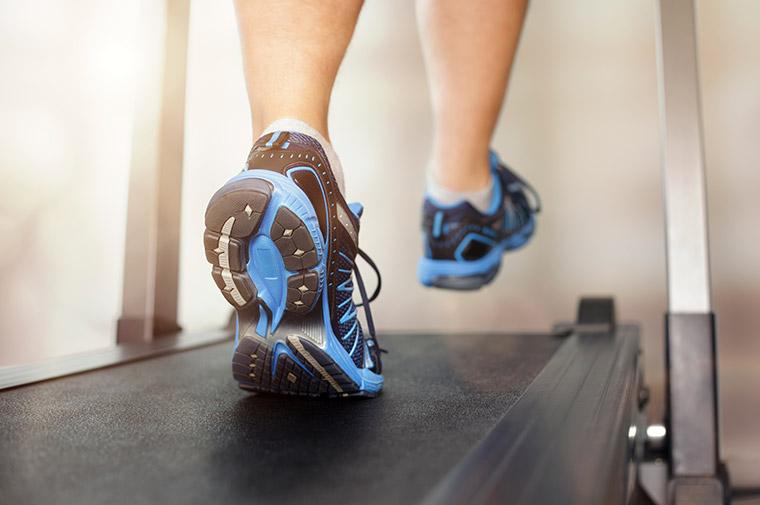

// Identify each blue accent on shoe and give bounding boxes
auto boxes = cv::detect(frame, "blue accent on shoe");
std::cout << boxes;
[489,151,500,172]
[348,202,364,218]
[234,312,240,349]
[504,217,535,250]
[271,340,314,378]
[249,234,285,325]
[419,238,505,285]
[337,295,352,308]
[432,211,444,238]
[338,298,356,324]
[256,304,268,337]
[265,131,280,147]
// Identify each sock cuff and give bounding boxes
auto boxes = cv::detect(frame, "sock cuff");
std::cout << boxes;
[261,118,345,193]
[426,172,496,214]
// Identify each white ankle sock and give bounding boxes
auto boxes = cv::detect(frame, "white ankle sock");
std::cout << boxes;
[261,118,346,194]
[426,173,495,214]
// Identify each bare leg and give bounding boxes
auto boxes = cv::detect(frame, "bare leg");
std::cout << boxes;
[417,0,528,191]
[235,0,363,141]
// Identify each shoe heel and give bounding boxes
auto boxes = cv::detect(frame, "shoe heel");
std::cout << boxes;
[231,332,358,397]
[229,300,367,396]
[204,177,272,309]
[204,173,324,325]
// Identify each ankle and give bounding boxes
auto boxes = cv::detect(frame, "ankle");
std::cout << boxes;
[426,170,495,214]
[253,109,330,142]
[429,153,491,192]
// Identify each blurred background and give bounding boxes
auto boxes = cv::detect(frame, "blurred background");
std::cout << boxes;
[0,0,757,486]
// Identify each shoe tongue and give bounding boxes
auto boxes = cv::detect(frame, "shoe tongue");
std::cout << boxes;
[348,202,364,218]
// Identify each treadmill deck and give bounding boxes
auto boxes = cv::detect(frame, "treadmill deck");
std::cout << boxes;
[0,332,560,505]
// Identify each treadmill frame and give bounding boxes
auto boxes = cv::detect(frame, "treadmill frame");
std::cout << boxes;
[117,0,191,343]
[654,0,725,503]
[424,302,644,505]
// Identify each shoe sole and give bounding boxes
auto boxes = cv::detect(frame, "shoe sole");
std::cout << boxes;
[204,170,380,398]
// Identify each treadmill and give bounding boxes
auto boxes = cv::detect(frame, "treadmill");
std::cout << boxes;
[0,1,737,503]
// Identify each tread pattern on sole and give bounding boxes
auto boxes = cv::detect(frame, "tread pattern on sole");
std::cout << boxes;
[286,272,319,314]
[204,178,272,309]
[232,336,364,398]
[271,207,321,314]
[271,207,319,271]
[286,336,359,395]
[203,230,247,271]
[204,177,322,315]
[211,267,257,307]
[205,179,271,238]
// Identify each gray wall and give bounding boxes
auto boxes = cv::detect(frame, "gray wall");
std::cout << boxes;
[0,0,136,362]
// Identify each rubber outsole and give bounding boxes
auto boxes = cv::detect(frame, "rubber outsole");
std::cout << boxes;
[232,333,378,398]
[425,264,502,291]
[204,177,321,315]
[204,171,378,398]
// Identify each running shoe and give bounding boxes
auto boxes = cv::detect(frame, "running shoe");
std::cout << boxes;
[203,131,384,397]
[418,151,540,290]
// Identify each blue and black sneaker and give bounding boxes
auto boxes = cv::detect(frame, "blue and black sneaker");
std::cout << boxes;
[418,151,541,290]
[204,131,384,397]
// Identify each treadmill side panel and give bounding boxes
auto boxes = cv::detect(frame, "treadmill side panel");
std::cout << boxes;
[425,326,642,505]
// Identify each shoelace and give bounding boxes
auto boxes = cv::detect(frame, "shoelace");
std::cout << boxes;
[351,248,387,374]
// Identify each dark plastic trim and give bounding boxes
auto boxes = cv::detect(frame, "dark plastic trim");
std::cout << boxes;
[424,324,642,505]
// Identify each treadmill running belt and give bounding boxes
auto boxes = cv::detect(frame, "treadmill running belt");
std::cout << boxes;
[0,333,560,505]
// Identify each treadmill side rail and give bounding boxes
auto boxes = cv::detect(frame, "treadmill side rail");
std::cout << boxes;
[424,324,642,505]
